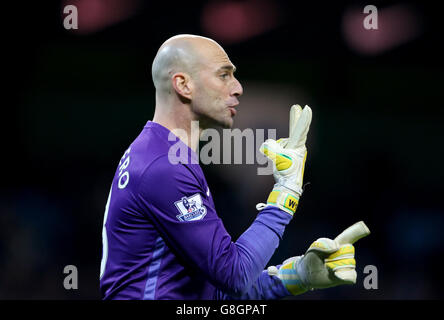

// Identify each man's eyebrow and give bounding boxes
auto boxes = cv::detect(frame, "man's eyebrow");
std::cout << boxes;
[218,65,236,72]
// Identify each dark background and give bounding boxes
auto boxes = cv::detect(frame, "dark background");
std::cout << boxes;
[1,0,443,299]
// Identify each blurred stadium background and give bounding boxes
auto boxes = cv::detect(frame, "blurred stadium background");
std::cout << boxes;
[1,0,443,299]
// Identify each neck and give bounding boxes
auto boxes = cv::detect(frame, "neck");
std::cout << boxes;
[152,102,202,152]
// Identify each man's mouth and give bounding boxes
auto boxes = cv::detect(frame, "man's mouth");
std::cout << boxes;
[228,101,238,116]
[228,106,237,116]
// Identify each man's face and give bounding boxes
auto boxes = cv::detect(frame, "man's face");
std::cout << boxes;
[190,45,243,129]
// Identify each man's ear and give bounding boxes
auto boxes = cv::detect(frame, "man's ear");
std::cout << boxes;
[172,73,193,101]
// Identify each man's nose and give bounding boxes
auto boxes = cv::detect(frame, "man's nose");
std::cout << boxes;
[232,78,243,97]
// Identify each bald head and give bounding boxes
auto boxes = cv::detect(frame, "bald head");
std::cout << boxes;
[151,34,243,131]
[151,34,226,96]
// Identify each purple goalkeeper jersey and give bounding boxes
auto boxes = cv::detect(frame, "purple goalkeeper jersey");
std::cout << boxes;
[99,121,292,300]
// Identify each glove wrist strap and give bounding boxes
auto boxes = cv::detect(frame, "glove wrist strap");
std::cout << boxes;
[266,186,299,216]
[277,256,309,296]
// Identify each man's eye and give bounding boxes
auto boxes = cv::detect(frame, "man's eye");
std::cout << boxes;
[220,73,229,79]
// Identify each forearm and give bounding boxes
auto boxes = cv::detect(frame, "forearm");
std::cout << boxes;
[213,206,292,298]
[217,268,291,300]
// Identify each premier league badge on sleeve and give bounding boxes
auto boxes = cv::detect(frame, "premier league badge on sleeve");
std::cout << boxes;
[174,193,207,222]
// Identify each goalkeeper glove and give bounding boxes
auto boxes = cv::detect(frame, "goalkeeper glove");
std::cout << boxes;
[259,104,312,216]
[267,221,370,295]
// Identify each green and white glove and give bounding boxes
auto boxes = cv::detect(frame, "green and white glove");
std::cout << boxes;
[259,104,312,216]
[267,221,370,295]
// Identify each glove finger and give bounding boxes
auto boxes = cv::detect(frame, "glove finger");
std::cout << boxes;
[306,237,338,256]
[334,221,371,246]
[287,105,312,149]
[289,105,303,139]
[334,269,357,284]
[325,244,355,261]
[295,106,312,148]
[276,138,288,148]
[326,244,356,284]
[326,257,356,271]
[260,139,293,171]
[259,139,276,157]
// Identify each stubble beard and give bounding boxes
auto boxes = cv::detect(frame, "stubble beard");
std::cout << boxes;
[195,104,233,130]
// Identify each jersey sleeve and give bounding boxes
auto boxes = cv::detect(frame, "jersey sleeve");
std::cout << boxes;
[215,266,291,300]
[136,155,293,297]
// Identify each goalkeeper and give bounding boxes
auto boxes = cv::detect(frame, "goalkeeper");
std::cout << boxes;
[99,34,369,300]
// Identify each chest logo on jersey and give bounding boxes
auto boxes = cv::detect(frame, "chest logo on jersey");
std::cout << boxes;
[174,193,207,222]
